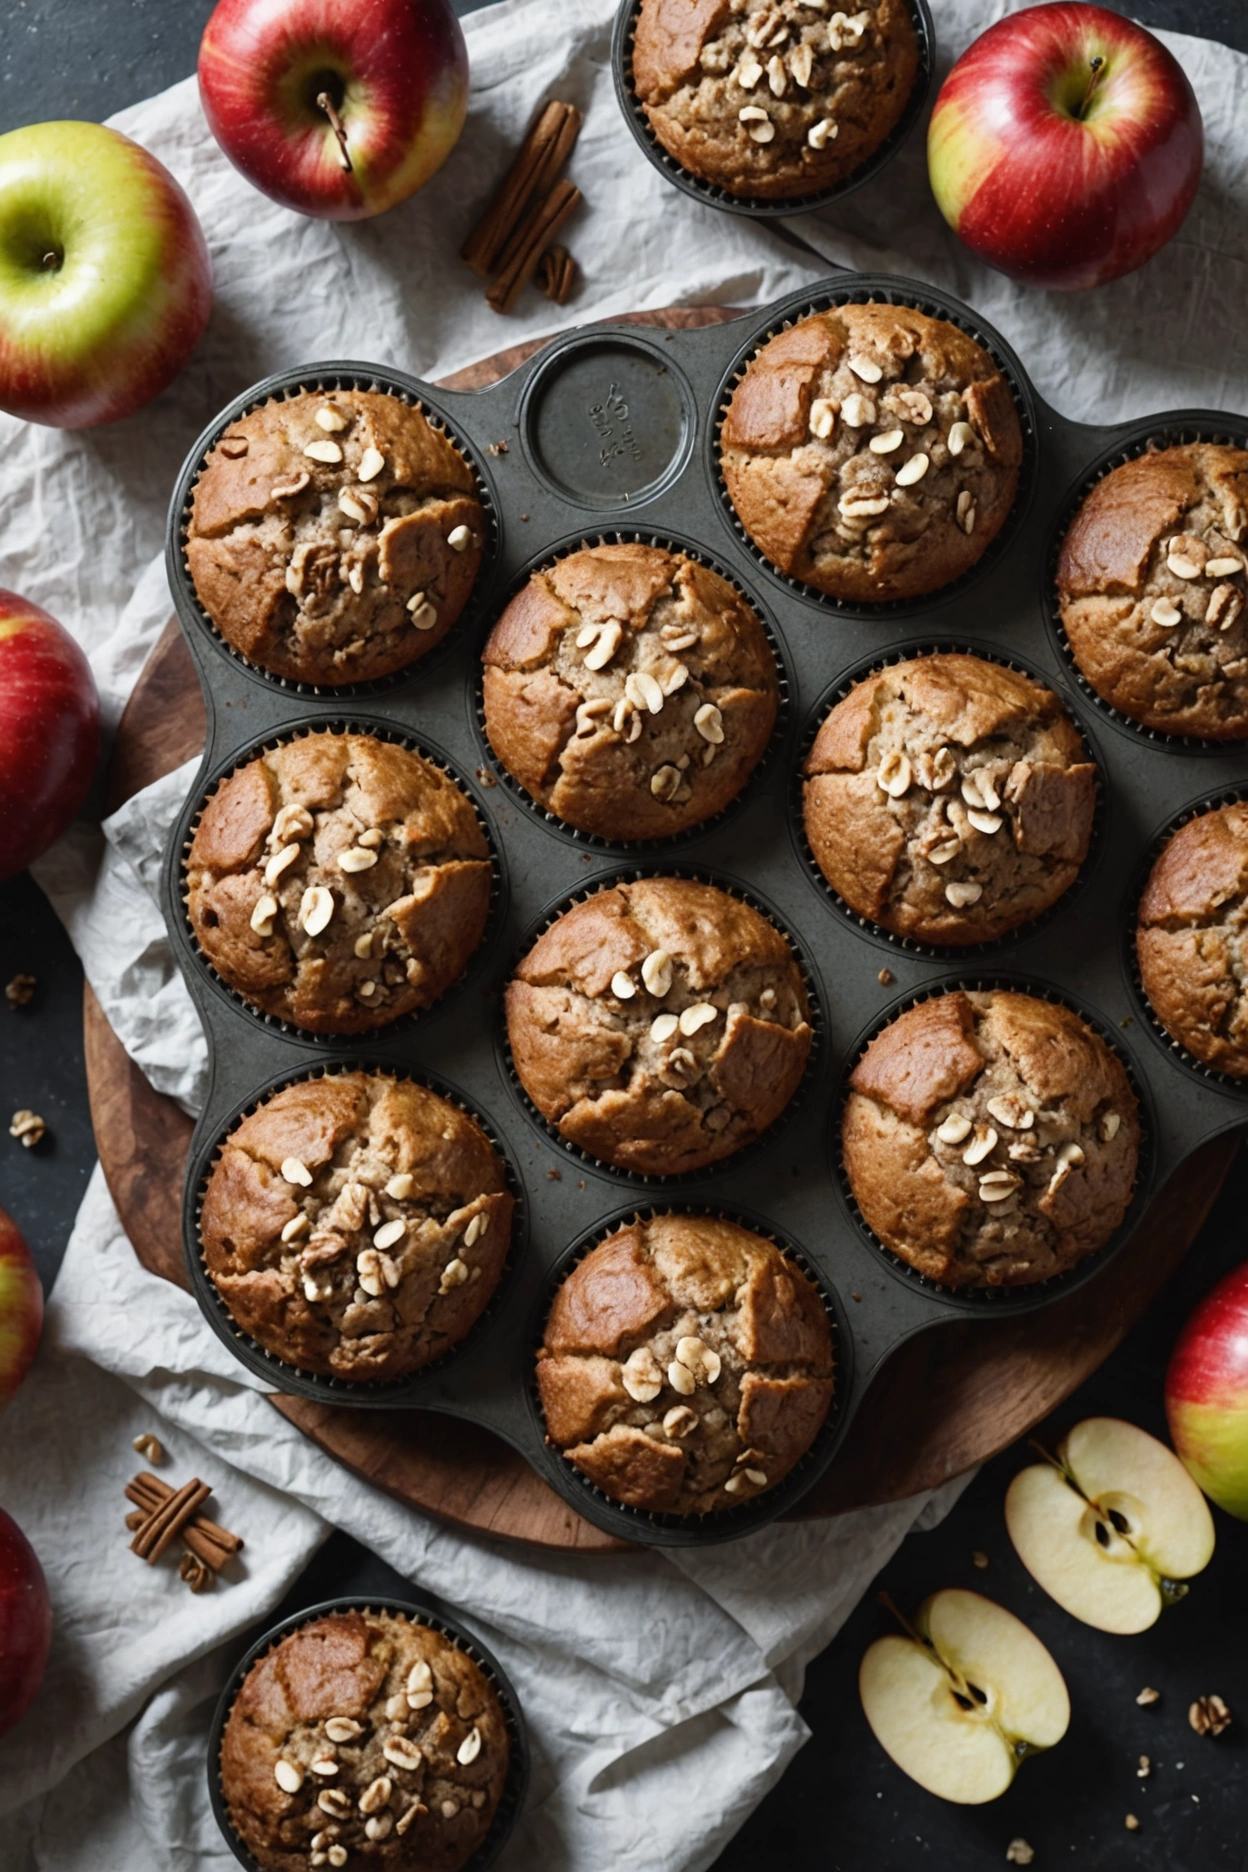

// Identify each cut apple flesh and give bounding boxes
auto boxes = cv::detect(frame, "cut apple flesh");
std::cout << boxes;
[1005,1417,1215,1634]
[859,1590,1069,1804]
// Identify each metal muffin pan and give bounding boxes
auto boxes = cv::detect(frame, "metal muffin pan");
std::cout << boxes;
[611,0,936,220]
[162,273,1248,1550]
[207,1594,529,1872]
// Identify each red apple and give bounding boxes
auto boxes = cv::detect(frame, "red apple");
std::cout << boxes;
[0,1207,42,1409]
[198,0,469,221]
[1166,1263,1248,1520]
[0,591,99,880]
[928,3,1203,291]
[0,121,212,427]
[0,1507,51,1737]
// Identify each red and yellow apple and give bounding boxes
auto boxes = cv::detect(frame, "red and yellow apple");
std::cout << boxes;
[0,1206,42,1409]
[198,0,469,221]
[928,3,1203,291]
[1166,1263,1248,1520]
[0,121,212,427]
[0,589,99,880]
[0,1507,51,1737]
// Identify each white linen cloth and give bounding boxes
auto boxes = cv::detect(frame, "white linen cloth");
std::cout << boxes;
[2,0,1246,1866]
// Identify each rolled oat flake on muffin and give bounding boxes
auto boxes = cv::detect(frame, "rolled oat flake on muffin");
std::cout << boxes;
[186,387,485,685]
[505,876,813,1175]
[632,0,921,201]
[481,542,779,841]
[842,989,1139,1289]
[1057,443,1248,739]
[720,302,1023,602]
[218,1607,510,1870]
[1137,800,1248,1077]
[185,731,491,1035]
[803,653,1097,945]
[538,1212,834,1514]
[200,1071,513,1382]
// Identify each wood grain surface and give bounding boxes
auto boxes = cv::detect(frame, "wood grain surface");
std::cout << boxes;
[84,309,1239,1551]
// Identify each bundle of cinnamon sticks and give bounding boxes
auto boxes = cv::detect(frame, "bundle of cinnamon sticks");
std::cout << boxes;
[124,1470,243,1592]
[461,100,583,314]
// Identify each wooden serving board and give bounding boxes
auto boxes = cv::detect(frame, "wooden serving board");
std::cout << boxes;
[85,309,1240,1553]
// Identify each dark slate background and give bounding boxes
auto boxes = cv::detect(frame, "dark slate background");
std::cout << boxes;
[1,5,1245,1869]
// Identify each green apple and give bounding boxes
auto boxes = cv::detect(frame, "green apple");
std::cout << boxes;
[0,120,212,427]
[1006,1417,1215,1633]
[859,1589,1070,1803]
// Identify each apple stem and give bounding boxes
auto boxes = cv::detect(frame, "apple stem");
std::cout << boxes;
[1075,55,1106,121]
[877,1591,927,1648]
[316,91,353,174]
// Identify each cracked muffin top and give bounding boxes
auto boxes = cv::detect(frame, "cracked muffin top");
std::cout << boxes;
[481,542,779,841]
[803,653,1097,945]
[219,1608,510,1871]
[185,731,492,1036]
[537,1212,834,1514]
[505,876,812,1175]
[842,990,1140,1289]
[720,302,1023,602]
[1136,801,1248,1077]
[200,1072,513,1383]
[632,0,920,201]
[1056,443,1248,739]
[186,388,485,686]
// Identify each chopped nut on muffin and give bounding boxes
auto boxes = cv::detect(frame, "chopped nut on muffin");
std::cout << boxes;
[1137,801,1248,1076]
[219,1609,510,1871]
[803,653,1097,944]
[185,731,491,1035]
[200,1072,513,1382]
[720,302,1023,602]
[633,0,920,201]
[537,1212,834,1514]
[505,877,812,1175]
[842,990,1140,1289]
[186,388,485,686]
[481,542,779,840]
[1057,443,1248,739]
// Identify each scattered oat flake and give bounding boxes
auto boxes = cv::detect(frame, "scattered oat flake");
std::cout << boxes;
[1137,1755,1150,1777]
[546,1168,561,1181]
[972,1551,989,1569]
[475,766,498,788]
[1125,1814,1140,1831]
[1006,1841,1034,1866]
[1136,1686,1161,1706]
[878,967,894,985]
[487,440,509,456]
[5,973,36,1008]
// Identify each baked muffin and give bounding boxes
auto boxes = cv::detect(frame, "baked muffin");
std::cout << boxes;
[842,990,1140,1289]
[1056,443,1248,739]
[720,302,1023,602]
[219,1608,510,1870]
[481,542,779,840]
[200,1072,513,1382]
[1137,801,1248,1076]
[185,731,491,1035]
[186,388,485,685]
[632,0,920,202]
[803,653,1097,945]
[505,877,812,1175]
[537,1212,834,1514]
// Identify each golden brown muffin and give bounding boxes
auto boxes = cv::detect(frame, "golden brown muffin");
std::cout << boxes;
[200,1073,513,1382]
[633,0,920,201]
[185,732,491,1035]
[537,1213,834,1513]
[842,990,1139,1289]
[481,543,779,840]
[186,388,485,686]
[219,1609,510,1870]
[1056,443,1248,739]
[505,877,812,1175]
[803,653,1097,944]
[1137,801,1248,1076]
[720,302,1023,602]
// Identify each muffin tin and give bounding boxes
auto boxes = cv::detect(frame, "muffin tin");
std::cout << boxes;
[208,1594,529,1872]
[163,272,1248,1550]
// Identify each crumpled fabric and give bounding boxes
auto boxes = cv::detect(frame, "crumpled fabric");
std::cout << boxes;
[3,0,1245,1866]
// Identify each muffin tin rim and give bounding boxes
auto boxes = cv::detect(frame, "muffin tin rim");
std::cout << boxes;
[206,1591,530,1872]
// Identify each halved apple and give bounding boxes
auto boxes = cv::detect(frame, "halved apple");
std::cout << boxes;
[1005,1417,1216,1634]
[859,1588,1070,1803]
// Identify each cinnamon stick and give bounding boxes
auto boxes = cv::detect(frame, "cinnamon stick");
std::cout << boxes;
[130,1473,243,1553]
[461,101,581,278]
[132,1478,209,1562]
[126,1475,241,1570]
[487,180,582,316]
